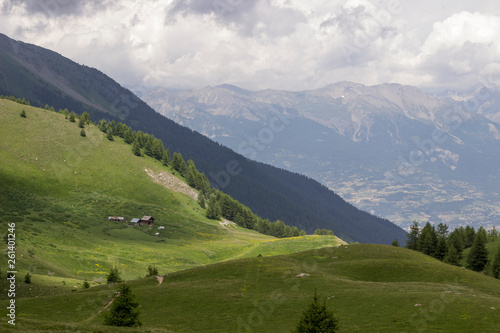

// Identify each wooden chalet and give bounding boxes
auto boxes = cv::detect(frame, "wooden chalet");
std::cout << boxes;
[140,216,155,226]
[109,216,125,222]
[130,218,141,225]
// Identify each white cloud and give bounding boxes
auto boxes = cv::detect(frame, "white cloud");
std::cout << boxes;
[1,0,499,91]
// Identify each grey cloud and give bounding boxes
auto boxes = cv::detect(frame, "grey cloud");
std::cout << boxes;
[166,0,260,24]
[165,0,305,37]
[2,0,111,17]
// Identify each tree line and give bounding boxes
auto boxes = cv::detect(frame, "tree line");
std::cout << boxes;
[403,221,500,278]
[54,105,333,239]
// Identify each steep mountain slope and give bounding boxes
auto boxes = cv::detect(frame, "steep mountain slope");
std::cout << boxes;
[0,33,406,244]
[140,82,500,230]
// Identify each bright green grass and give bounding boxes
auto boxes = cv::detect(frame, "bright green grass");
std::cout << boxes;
[1,244,499,332]
[0,100,344,284]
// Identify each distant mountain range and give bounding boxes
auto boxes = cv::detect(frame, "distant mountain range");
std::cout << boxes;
[0,33,407,244]
[136,82,500,230]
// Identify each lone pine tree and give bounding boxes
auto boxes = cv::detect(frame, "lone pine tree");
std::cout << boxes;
[104,283,141,327]
[294,291,339,333]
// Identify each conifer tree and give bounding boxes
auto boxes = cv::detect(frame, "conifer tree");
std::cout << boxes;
[106,127,114,141]
[434,236,447,260]
[124,127,135,144]
[488,226,498,243]
[206,197,221,220]
[291,226,300,237]
[80,128,86,137]
[492,246,500,279]
[80,111,91,125]
[20,109,26,118]
[294,291,339,333]
[106,267,122,283]
[132,140,142,156]
[444,244,459,266]
[198,192,206,209]
[69,111,76,122]
[104,283,141,327]
[78,117,85,128]
[162,149,171,166]
[417,222,438,256]
[464,226,476,248]
[406,221,420,250]
[172,152,186,173]
[447,229,465,258]
[467,231,488,271]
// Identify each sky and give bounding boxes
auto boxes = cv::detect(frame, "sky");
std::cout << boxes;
[1,0,499,91]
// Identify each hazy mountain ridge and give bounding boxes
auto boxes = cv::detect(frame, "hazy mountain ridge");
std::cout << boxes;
[0,33,407,244]
[138,82,500,230]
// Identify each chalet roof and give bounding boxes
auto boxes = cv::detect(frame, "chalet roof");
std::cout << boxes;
[141,216,154,220]
[131,218,140,223]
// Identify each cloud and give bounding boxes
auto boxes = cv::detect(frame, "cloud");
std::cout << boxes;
[165,0,306,37]
[0,1,499,91]
[415,11,500,88]
[2,0,111,17]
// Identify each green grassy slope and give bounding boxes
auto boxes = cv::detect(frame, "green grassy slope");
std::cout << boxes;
[0,99,344,283]
[2,244,499,332]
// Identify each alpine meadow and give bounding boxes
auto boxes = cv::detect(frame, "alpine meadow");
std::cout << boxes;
[1,2,500,331]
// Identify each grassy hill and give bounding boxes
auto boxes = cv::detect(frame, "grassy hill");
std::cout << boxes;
[1,101,499,333]
[0,99,344,282]
[1,244,499,332]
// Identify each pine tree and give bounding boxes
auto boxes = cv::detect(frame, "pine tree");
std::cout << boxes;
[406,221,420,250]
[467,231,488,271]
[198,192,206,209]
[206,198,221,220]
[132,140,142,156]
[80,111,91,125]
[80,128,86,137]
[69,111,76,122]
[146,265,158,277]
[162,149,171,166]
[464,226,476,248]
[392,239,400,247]
[106,127,114,141]
[492,246,500,279]
[417,222,438,256]
[434,237,447,261]
[172,152,186,173]
[106,267,122,283]
[291,226,300,237]
[185,160,198,187]
[104,283,141,327]
[444,244,459,266]
[488,226,498,243]
[20,109,26,118]
[294,291,339,333]
[78,117,85,128]
[436,223,449,238]
[447,230,465,258]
